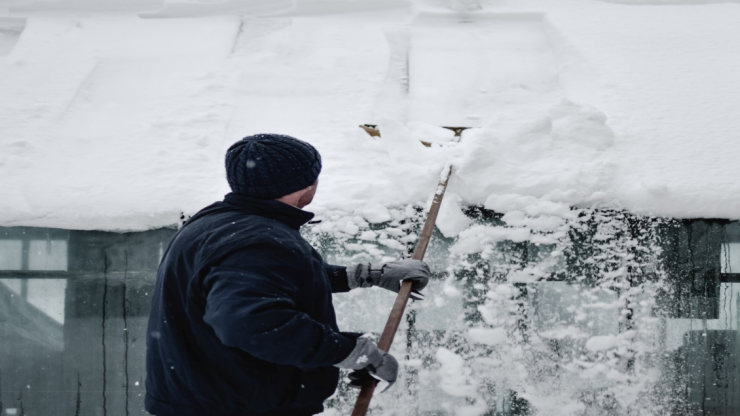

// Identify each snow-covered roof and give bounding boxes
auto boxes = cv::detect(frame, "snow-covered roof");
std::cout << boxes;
[1,0,739,231]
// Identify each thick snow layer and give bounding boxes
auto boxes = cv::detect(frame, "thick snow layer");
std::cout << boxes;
[531,0,740,220]
[2,0,740,231]
[0,15,242,230]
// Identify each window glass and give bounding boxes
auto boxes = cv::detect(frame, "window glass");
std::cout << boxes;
[0,226,173,416]
[0,278,21,294]
[27,279,68,323]
[0,240,22,270]
[28,240,68,271]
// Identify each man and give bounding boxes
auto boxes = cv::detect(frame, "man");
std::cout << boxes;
[145,134,431,416]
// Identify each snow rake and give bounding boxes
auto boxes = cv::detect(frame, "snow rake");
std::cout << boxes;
[351,126,467,416]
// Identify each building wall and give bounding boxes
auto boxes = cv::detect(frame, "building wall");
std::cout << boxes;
[0,219,738,415]
[0,226,174,416]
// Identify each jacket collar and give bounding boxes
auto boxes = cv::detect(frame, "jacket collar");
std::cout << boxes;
[222,192,315,230]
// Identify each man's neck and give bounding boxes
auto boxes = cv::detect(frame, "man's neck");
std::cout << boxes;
[275,196,300,208]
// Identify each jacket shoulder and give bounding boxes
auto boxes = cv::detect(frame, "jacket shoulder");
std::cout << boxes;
[202,211,311,264]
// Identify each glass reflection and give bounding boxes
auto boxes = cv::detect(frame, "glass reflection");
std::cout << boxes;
[0,226,174,416]
[0,218,738,415]
[28,240,68,271]
[0,240,22,270]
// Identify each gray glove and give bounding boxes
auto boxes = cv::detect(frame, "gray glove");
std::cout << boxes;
[347,259,431,300]
[335,337,398,393]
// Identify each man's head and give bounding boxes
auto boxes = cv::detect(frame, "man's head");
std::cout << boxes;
[225,134,321,207]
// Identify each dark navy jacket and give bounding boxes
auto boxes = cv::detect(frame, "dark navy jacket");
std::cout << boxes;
[145,193,358,416]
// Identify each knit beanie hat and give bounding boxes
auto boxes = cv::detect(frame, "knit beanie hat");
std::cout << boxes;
[225,134,322,199]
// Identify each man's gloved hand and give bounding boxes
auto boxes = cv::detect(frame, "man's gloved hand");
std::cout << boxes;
[347,259,431,300]
[335,337,398,393]
[347,368,377,390]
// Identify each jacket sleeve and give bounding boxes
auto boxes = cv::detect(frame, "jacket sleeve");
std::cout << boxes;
[202,243,356,370]
[325,264,350,293]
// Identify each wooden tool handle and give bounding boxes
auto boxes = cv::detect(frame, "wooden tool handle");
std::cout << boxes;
[351,165,452,416]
